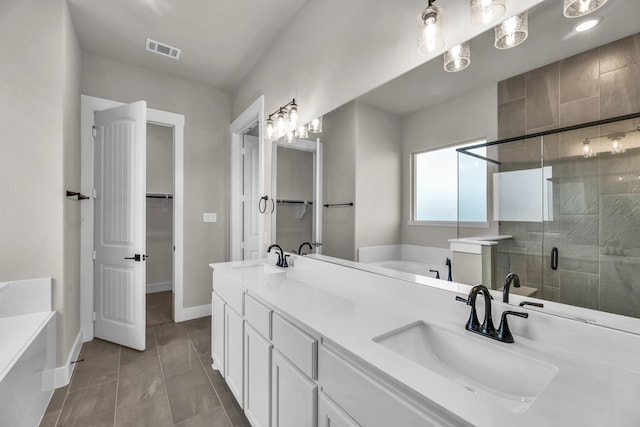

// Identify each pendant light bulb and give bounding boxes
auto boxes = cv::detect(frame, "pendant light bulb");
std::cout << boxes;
[288,100,298,130]
[563,0,608,18]
[276,110,286,134]
[295,124,309,139]
[417,0,444,55]
[444,42,470,72]
[308,116,323,133]
[285,130,296,144]
[470,0,506,26]
[495,12,528,49]
[582,139,595,158]
[265,118,275,140]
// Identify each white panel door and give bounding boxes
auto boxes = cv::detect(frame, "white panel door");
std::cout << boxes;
[212,292,225,374]
[225,306,245,407]
[94,101,147,351]
[245,324,272,427]
[272,350,317,427]
[243,135,260,259]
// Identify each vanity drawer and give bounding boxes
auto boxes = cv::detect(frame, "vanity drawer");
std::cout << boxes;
[213,272,244,315]
[272,313,317,379]
[245,294,272,339]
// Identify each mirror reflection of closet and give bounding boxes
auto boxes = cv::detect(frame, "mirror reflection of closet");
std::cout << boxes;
[146,123,174,325]
[271,138,323,255]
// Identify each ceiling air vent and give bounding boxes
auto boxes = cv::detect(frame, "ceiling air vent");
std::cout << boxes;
[146,38,181,60]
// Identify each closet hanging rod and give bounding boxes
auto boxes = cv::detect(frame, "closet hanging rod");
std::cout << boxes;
[146,194,173,199]
[323,202,354,208]
[66,191,89,201]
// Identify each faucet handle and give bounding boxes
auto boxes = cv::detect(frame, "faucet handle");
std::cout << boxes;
[519,301,544,308]
[496,310,529,343]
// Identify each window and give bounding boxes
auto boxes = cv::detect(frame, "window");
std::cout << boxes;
[412,140,487,224]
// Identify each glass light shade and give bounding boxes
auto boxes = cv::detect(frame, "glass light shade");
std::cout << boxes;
[308,116,323,133]
[470,0,506,26]
[564,0,607,18]
[444,42,470,72]
[610,138,624,154]
[417,5,444,55]
[495,12,528,49]
[295,124,309,139]
[288,102,298,129]
[276,110,287,134]
[284,130,296,144]
[265,118,276,141]
[582,139,595,158]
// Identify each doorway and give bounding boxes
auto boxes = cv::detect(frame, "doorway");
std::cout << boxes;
[80,95,185,344]
[146,123,174,326]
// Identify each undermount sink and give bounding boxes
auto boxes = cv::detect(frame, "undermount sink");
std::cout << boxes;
[233,263,286,274]
[373,321,558,413]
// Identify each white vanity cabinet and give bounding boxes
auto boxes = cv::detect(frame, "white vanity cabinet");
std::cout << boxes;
[212,292,225,374]
[318,392,360,427]
[272,349,318,427]
[225,305,245,407]
[244,295,274,427]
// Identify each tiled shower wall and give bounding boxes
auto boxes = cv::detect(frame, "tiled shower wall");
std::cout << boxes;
[496,34,640,317]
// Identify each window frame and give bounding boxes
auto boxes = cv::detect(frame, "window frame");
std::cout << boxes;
[409,139,489,227]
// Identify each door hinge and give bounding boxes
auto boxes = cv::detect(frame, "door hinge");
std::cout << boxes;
[92,312,96,321]
[92,250,96,260]
[92,125,96,139]
[92,188,97,198]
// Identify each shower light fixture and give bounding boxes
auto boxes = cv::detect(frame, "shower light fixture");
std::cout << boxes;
[308,116,323,133]
[582,139,595,158]
[563,0,608,18]
[470,0,506,26]
[417,0,444,55]
[295,124,309,139]
[609,133,625,154]
[264,98,300,141]
[495,12,528,49]
[444,42,471,72]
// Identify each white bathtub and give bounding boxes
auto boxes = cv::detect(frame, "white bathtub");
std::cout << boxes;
[358,244,453,280]
[0,278,56,427]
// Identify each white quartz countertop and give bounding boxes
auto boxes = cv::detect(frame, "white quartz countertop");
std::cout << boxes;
[210,256,640,427]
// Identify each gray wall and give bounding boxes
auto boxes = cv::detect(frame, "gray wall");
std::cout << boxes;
[401,84,499,249]
[0,0,82,365]
[81,53,231,308]
[354,102,402,251]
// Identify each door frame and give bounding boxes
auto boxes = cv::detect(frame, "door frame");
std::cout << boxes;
[230,96,266,261]
[80,94,185,341]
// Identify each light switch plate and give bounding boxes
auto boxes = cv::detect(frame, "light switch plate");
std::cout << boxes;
[203,213,217,223]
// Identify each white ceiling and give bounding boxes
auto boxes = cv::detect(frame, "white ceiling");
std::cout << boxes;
[67,0,309,91]
[359,0,640,116]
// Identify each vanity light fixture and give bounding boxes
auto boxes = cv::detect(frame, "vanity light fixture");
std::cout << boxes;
[575,18,600,32]
[582,138,595,158]
[417,0,445,55]
[308,116,323,134]
[295,124,309,139]
[264,98,300,141]
[495,12,528,49]
[609,133,625,154]
[444,42,471,72]
[563,0,607,18]
[470,0,506,26]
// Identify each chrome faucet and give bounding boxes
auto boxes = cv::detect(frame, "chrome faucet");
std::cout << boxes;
[267,244,287,267]
[456,284,528,343]
[298,242,313,256]
[503,272,521,303]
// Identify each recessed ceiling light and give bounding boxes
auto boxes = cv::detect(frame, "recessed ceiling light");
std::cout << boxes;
[575,18,600,32]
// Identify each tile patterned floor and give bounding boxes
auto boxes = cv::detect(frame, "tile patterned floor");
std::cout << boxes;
[40,293,251,427]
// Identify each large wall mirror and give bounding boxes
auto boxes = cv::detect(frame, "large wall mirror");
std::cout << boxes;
[270,0,640,325]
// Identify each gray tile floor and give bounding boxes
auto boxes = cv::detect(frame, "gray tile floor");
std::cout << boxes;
[40,292,251,427]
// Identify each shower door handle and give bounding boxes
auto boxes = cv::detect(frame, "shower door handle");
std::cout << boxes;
[551,247,558,271]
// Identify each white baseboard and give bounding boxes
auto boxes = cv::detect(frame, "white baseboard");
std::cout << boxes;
[146,282,172,294]
[54,330,83,388]
[175,303,211,322]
